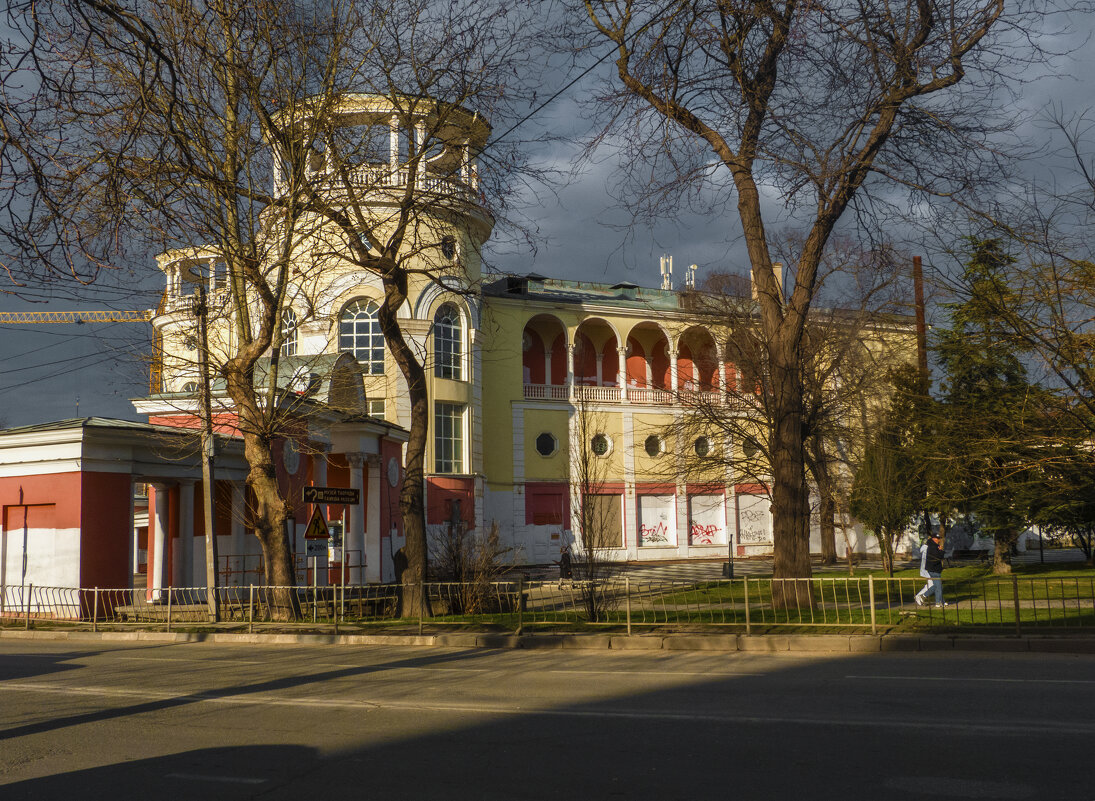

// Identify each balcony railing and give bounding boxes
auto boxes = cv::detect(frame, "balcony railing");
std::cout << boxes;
[523,383,755,410]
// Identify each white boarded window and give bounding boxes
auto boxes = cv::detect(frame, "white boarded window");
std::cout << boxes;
[688,495,725,545]
[736,494,772,545]
[638,495,676,547]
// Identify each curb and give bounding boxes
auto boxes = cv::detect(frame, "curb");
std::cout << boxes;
[4,628,1095,655]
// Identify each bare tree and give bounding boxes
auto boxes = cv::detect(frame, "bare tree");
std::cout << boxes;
[573,0,1064,595]
[568,382,619,621]
[1,0,540,617]
[667,245,912,594]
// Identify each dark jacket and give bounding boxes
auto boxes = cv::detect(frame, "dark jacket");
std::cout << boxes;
[924,540,945,575]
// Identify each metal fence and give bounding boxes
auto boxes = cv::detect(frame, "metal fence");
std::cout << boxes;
[3,575,1094,634]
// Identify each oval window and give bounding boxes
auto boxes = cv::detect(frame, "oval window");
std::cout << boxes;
[591,434,610,456]
[694,436,711,457]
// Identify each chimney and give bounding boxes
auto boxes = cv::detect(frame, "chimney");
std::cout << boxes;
[750,262,784,302]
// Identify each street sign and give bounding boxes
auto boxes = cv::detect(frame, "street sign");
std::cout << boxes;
[306,539,327,558]
[303,486,360,505]
[303,507,330,540]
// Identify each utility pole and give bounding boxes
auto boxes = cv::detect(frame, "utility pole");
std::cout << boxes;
[196,285,219,621]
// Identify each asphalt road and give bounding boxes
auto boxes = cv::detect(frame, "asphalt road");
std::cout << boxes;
[1,639,1092,800]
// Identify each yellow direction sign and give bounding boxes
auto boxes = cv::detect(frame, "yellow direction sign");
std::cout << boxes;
[303,507,330,540]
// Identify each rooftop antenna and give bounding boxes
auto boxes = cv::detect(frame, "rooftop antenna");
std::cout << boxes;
[685,263,698,289]
[660,254,673,290]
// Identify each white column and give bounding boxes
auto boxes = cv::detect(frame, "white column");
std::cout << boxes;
[347,454,365,583]
[177,480,195,587]
[460,140,470,183]
[545,349,553,386]
[669,349,679,395]
[389,113,400,168]
[595,352,604,386]
[208,257,216,293]
[617,346,628,400]
[566,343,575,399]
[414,120,426,180]
[365,456,382,584]
[151,483,170,600]
[715,342,725,397]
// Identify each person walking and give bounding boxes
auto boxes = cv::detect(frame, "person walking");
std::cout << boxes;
[915,530,947,607]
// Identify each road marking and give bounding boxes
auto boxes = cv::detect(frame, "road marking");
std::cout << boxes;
[3,681,1094,737]
[846,674,1095,685]
[114,656,265,665]
[547,669,765,677]
[165,773,266,785]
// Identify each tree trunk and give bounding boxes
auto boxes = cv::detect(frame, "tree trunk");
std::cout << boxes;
[769,346,813,609]
[376,269,430,618]
[818,484,837,565]
[992,529,1015,575]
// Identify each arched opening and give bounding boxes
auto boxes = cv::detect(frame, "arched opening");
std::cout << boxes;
[573,319,619,388]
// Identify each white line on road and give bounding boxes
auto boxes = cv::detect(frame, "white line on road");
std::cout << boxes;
[547,669,765,677]
[4,681,1093,737]
[846,674,1095,685]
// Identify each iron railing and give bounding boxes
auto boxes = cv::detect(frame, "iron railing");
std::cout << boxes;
[3,575,1093,634]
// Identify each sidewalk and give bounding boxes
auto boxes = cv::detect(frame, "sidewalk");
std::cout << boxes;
[4,626,1094,654]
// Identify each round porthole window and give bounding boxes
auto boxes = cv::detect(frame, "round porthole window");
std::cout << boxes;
[535,432,557,457]
[694,436,711,457]
[644,435,663,458]
[743,440,759,458]
[591,434,610,456]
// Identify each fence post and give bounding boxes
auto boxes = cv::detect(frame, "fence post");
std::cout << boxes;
[25,583,33,630]
[92,588,100,633]
[743,577,751,636]
[248,584,254,634]
[1012,574,1021,636]
[516,576,524,636]
[625,576,632,637]
[166,590,173,633]
[868,575,876,635]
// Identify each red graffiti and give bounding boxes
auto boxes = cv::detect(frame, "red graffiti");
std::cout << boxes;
[690,523,720,545]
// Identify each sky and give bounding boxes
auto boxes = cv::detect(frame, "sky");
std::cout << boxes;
[1,10,1092,428]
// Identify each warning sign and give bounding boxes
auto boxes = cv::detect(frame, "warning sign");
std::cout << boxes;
[303,507,330,540]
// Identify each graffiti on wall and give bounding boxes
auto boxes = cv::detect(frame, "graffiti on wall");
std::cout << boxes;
[689,523,720,544]
[737,494,772,544]
[639,521,670,544]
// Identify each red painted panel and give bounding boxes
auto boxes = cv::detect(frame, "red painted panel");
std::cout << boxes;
[694,344,717,390]
[635,482,677,495]
[549,334,567,385]
[79,472,133,589]
[686,483,725,495]
[735,483,768,495]
[652,341,670,390]
[574,332,597,385]
[601,340,619,386]
[522,329,545,385]
[524,482,569,526]
[0,473,83,529]
[426,476,475,527]
[148,413,240,436]
[678,344,695,389]
[625,338,647,387]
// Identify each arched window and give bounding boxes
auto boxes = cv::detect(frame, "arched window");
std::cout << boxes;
[434,303,462,380]
[339,299,384,374]
[280,309,298,357]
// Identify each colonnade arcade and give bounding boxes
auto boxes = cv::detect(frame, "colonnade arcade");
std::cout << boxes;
[521,314,749,404]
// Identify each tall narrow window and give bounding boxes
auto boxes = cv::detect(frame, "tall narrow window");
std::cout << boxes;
[280,309,298,356]
[434,303,463,380]
[339,299,384,374]
[434,402,465,473]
